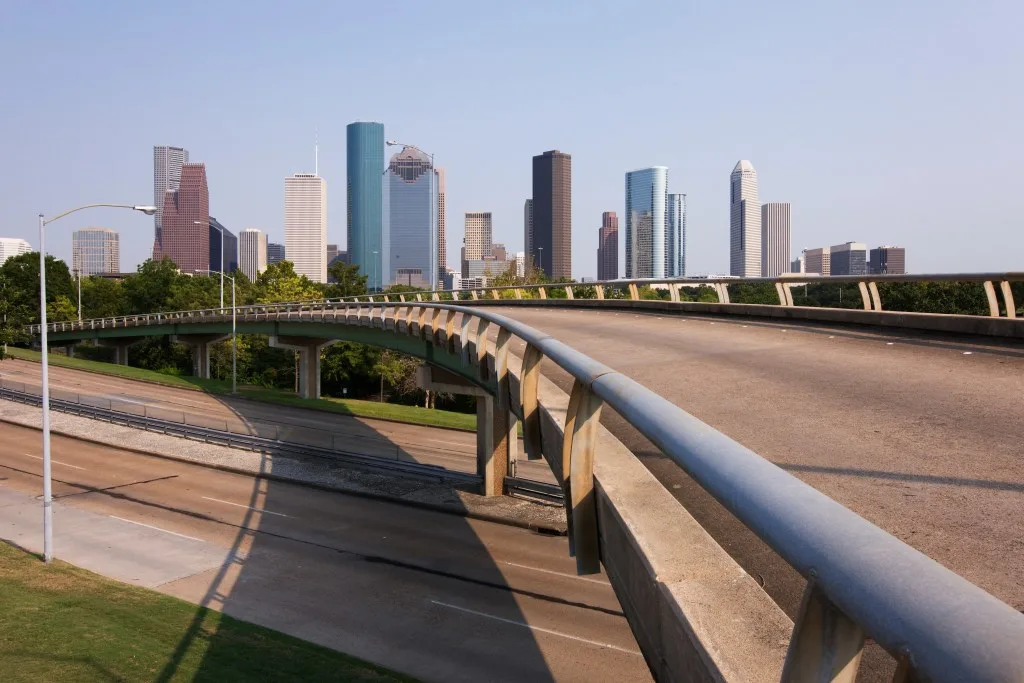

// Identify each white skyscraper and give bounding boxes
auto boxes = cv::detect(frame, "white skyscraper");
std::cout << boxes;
[0,237,31,264]
[464,212,493,261]
[666,193,686,277]
[72,228,120,275]
[284,173,327,283]
[760,202,791,277]
[239,229,268,281]
[730,160,761,277]
[153,145,189,249]
[625,167,668,278]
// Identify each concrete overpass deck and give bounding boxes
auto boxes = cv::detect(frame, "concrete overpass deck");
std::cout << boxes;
[484,306,1024,619]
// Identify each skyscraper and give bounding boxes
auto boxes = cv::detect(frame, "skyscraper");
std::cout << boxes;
[625,167,668,279]
[463,212,492,275]
[666,193,687,277]
[155,162,209,271]
[267,242,286,265]
[730,160,761,277]
[347,122,386,290]
[532,150,571,278]
[437,168,446,288]
[829,242,868,276]
[209,217,237,274]
[284,173,327,283]
[524,199,533,268]
[0,238,31,264]
[385,146,437,289]
[72,228,119,275]
[760,202,791,277]
[597,212,618,281]
[239,229,268,280]
[153,145,189,251]
[869,246,906,274]
[803,247,831,276]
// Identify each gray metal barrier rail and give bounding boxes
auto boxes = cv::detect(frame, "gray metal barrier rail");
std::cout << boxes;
[27,301,1024,680]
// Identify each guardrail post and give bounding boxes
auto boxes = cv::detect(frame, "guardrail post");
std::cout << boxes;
[416,293,423,302]
[538,286,547,299]
[459,315,473,366]
[418,307,428,339]
[444,310,458,351]
[565,285,574,300]
[491,289,500,300]
[431,292,440,302]
[519,343,544,461]
[668,283,681,302]
[515,288,523,300]
[1000,281,1016,318]
[494,327,518,477]
[983,280,1000,317]
[775,282,788,306]
[399,294,406,303]
[628,283,639,300]
[470,290,479,300]
[781,581,865,683]
[868,282,882,311]
[561,380,603,574]
[595,285,605,300]
[857,282,872,311]
[476,394,509,497]
[475,318,491,379]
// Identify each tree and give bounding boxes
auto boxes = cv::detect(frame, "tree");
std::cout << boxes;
[80,276,128,319]
[122,257,181,313]
[0,252,75,326]
[253,261,323,304]
[324,262,368,299]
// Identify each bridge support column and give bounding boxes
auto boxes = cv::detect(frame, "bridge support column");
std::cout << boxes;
[172,334,230,379]
[269,336,338,399]
[97,338,136,366]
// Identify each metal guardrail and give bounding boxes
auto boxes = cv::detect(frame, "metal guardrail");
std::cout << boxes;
[0,384,561,502]
[24,299,1024,680]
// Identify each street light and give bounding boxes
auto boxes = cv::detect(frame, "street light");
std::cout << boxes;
[371,250,379,292]
[538,247,544,274]
[194,220,223,309]
[195,269,237,395]
[37,203,156,563]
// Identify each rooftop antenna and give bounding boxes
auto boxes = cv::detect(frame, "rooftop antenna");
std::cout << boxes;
[314,128,319,176]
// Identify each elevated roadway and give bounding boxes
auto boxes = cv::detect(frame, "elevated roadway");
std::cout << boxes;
[484,305,1024,619]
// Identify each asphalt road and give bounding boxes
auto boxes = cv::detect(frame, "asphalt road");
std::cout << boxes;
[0,359,553,484]
[0,421,648,683]
[487,307,1024,623]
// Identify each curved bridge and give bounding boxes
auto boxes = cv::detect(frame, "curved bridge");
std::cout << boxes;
[30,280,1024,682]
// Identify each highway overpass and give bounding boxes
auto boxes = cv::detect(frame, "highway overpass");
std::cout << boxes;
[26,271,1024,682]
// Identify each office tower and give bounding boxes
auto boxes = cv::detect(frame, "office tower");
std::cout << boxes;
[386,146,437,289]
[730,160,761,277]
[155,162,209,271]
[0,237,32,264]
[830,242,868,276]
[803,247,831,276]
[463,212,492,278]
[524,199,533,267]
[514,251,526,277]
[267,242,286,265]
[284,173,327,283]
[239,229,268,280]
[597,211,618,281]
[491,243,507,261]
[437,168,446,287]
[869,246,906,274]
[625,167,668,278]
[347,121,386,290]
[209,217,237,274]
[326,244,339,265]
[72,228,119,275]
[790,254,805,274]
[532,150,571,278]
[760,202,791,277]
[666,194,686,277]
[153,145,189,250]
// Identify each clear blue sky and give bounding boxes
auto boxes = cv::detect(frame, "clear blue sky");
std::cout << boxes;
[2,0,1021,276]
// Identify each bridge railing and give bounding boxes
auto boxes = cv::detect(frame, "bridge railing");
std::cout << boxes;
[25,300,1024,681]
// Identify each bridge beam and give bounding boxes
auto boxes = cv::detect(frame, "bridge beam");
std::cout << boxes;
[269,335,338,400]
[97,337,139,366]
[172,334,230,379]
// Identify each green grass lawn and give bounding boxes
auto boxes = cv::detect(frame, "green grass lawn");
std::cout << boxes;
[0,541,415,683]
[3,347,477,432]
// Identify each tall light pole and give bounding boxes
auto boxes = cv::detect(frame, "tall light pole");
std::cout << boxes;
[37,204,156,563]
[194,220,223,309]
[386,140,437,288]
[538,247,544,275]
[196,269,237,394]
[75,268,82,321]
[372,250,379,292]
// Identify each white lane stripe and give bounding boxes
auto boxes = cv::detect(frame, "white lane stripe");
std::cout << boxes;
[201,496,290,517]
[430,600,641,656]
[109,516,204,542]
[23,453,85,470]
[502,561,608,585]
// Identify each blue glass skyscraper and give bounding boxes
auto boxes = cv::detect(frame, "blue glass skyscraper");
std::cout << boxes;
[624,167,668,278]
[385,147,437,288]
[346,122,386,290]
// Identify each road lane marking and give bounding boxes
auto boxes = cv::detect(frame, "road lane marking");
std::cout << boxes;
[201,496,290,517]
[23,454,85,470]
[430,600,641,655]
[502,561,608,585]
[110,516,204,542]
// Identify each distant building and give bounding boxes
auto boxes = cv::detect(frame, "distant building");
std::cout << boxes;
[532,150,572,278]
[209,217,237,274]
[790,254,805,274]
[0,237,32,264]
[514,251,526,277]
[625,167,667,279]
[523,199,534,268]
[437,168,447,288]
[803,247,831,276]
[869,246,906,274]
[666,193,686,277]
[153,145,189,252]
[284,173,327,283]
[72,228,119,276]
[830,242,867,276]
[443,269,462,291]
[463,212,492,277]
[597,211,618,281]
[730,160,761,277]
[154,162,209,271]
[760,202,791,277]
[491,243,507,262]
[347,121,386,290]
[466,258,514,279]
[386,146,438,289]
[239,229,267,280]
[267,242,286,265]
[326,244,339,265]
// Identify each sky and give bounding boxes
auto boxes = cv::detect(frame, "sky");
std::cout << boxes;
[1,0,1022,278]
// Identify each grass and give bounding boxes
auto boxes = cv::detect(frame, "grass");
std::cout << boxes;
[0,541,416,683]
[3,347,477,432]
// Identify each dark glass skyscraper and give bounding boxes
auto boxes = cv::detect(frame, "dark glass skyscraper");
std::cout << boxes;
[386,147,437,289]
[347,122,386,290]
[597,212,618,281]
[531,150,572,278]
